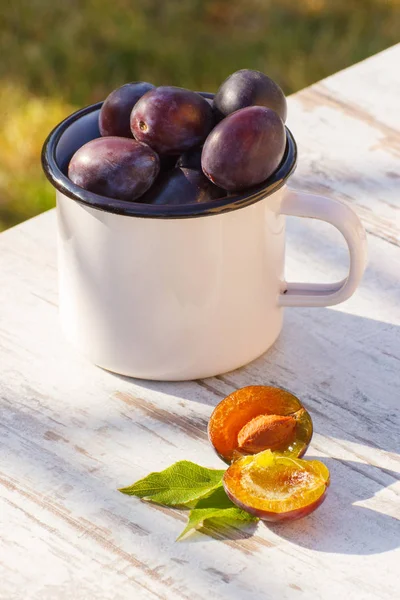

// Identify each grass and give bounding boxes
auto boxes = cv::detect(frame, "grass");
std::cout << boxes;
[1,0,399,230]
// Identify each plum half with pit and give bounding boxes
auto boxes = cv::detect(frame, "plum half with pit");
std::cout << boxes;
[201,106,286,192]
[214,69,287,122]
[68,137,160,202]
[224,450,330,522]
[208,385,313,463]
[131,86,214,155]
[140,167,226,205]
[99,82,155,138]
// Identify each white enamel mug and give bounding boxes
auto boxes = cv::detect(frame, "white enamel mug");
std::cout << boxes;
[42,99,367,381]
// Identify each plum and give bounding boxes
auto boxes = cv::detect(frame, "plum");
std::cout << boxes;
[176,146,203,170]
[140,167,226,205]
[223,450,330,522]
[159,154,179,172]
[131,86,214,155]
[205,96,224,125]
[99,82,155,138]
[201,106,286,192]
[214,69,287,122]
[208,386,313,463]
[68,137,159,202]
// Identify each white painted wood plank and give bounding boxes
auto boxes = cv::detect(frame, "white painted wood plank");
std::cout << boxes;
[287,44,400,246]
[1,209,399,600]
[1,46,400,599]
[320,44,400,131]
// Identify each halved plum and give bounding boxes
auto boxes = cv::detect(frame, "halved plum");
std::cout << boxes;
[208,386,313,463]
[223,450,330,522]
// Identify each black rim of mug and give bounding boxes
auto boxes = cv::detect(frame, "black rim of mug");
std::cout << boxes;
[41,93,297,219]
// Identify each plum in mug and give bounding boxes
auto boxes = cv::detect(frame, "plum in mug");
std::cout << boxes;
[42,95,367,381]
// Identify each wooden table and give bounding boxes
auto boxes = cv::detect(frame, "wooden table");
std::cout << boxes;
[1,45,399,600]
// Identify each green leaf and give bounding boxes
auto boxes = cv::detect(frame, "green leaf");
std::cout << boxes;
[119,461,225,507]
[185,485,233,510]
[177,487,258,541]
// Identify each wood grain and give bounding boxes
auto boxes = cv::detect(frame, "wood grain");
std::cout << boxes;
[287,43,400,247]
[1,45,400,600]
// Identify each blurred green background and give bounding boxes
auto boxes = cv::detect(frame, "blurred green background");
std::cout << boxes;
[1,0,399,231]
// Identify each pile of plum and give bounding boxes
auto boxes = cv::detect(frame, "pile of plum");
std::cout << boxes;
[68,69,287,205]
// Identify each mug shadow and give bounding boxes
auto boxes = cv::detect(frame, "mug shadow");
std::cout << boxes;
[110,305,400,456]
[108,304,400,557]
[265,457,400,555]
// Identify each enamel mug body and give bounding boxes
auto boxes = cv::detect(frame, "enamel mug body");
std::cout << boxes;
[43,101,367,380]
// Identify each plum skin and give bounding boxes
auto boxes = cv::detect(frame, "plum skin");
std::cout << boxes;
[99,82,155,138]
[214,69,287,122]
[176,146,203,170]
[159,154,179,171]
[68,137,160,202]
[140,167,226,205]
[224,483,328,522]
[131,86,214,155]
[201,106,286,192]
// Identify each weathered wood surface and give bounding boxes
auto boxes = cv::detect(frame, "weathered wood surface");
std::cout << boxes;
[1,45,400,600]
[288,43,400,247]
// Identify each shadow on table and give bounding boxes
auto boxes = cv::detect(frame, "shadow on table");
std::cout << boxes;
[187,519,260,545]
[175,455,399,554]
[265,457,400,555]
[110,307,400,555]
[163,456,399,555]
[4,398,399,559]
[112,304,400,456]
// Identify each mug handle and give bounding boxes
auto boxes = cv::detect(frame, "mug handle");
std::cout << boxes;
[279,188,368,307]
